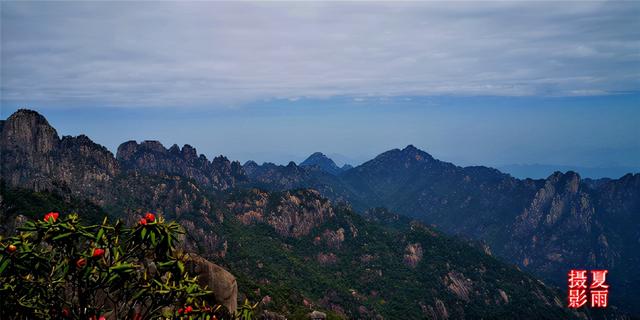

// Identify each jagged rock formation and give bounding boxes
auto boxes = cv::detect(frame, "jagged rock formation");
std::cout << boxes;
[227,189,334,238]
[117,140,246,191]
[0,109,246,214]
[243,161,320,190]
[0,110,118,204]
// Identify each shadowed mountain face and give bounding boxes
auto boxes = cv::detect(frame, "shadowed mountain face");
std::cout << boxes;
[342,146,640,314]
[300,152,351,175]
[0,109,636,318]
[117,140,246,191]
[244,147,640,315]
[0,110,119,204]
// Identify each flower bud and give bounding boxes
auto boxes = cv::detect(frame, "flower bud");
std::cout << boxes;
[76,258,87,268]
[92,248,105,258]
[44,212,59,222]
[144,212,156,222]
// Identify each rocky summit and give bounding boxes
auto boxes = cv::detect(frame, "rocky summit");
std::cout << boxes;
[300,152,350,175]
[1,109,637,319]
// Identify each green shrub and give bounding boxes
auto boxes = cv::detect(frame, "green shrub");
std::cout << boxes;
[0,211,248,320]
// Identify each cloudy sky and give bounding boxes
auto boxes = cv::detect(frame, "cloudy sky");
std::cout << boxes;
[1,1,639,177]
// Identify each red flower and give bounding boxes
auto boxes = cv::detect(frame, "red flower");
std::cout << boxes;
[144,212,156,222]
[76,258,87,268]
[177,308,184,314]
[7,244,17,253]
[92,248,105,258]
[44,212,59,222]
[61,308,70,317]
[184,306,193,314]
[98,316,106,320]
[139,218,147,225]
[132,313,142,320]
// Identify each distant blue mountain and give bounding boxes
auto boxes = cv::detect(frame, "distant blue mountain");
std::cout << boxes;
[499,163,639,179]
[299,152,352,175]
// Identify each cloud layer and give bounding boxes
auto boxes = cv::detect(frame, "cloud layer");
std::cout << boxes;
[2,1,639,107]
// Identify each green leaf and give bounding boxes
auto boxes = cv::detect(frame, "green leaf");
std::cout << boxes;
[52,232,73,240]
[132,288,147,300]
[150,231,157,245]
[110,263,136,272]
[96,228,104,242]
[0,258,10,274]
[107,274,120,284]
[141,228,147,240]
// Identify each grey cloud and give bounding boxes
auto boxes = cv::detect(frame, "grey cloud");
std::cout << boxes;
[1,1,639,107]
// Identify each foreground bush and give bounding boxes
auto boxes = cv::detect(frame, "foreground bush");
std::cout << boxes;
[0,212,254,320]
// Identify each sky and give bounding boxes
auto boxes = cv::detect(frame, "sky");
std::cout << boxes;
[1,1,639,177]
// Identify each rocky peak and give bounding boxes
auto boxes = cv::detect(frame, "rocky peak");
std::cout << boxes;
[300,152,343,175]
[243,160,258,168]
[401,144,434,162]
[546,171,581,194]
[363,145,434,168]
[242,161,259,176]
[116,140,139,161]
[168,144,181,155]
[181,144,198,161]
[117,141,245,190]
[1,108,59,155]
[1,109,118,201]
[141,140,168,153]
[212,155,230,165]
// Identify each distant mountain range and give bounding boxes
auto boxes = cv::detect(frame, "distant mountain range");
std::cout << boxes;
[499,163,639,180]
[1,109,637,318]
[246,145,640,315]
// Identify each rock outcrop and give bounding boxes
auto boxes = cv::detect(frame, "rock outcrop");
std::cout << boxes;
[227,189,335,238]
[185,253,238,312]
[117,140,246,191]
[0,109,119,204]
[403,242,423,268]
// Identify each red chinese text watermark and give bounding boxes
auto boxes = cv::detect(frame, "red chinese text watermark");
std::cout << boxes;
[568,269,609,308]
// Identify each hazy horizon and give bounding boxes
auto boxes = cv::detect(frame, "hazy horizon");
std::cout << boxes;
[2,105,638,180]
[2,1,639,178]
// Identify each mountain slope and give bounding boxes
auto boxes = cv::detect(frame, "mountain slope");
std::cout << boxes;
[342,148,640,315]
[0,183,584,319]
[242,144,640,316]
[211,189,580,319]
